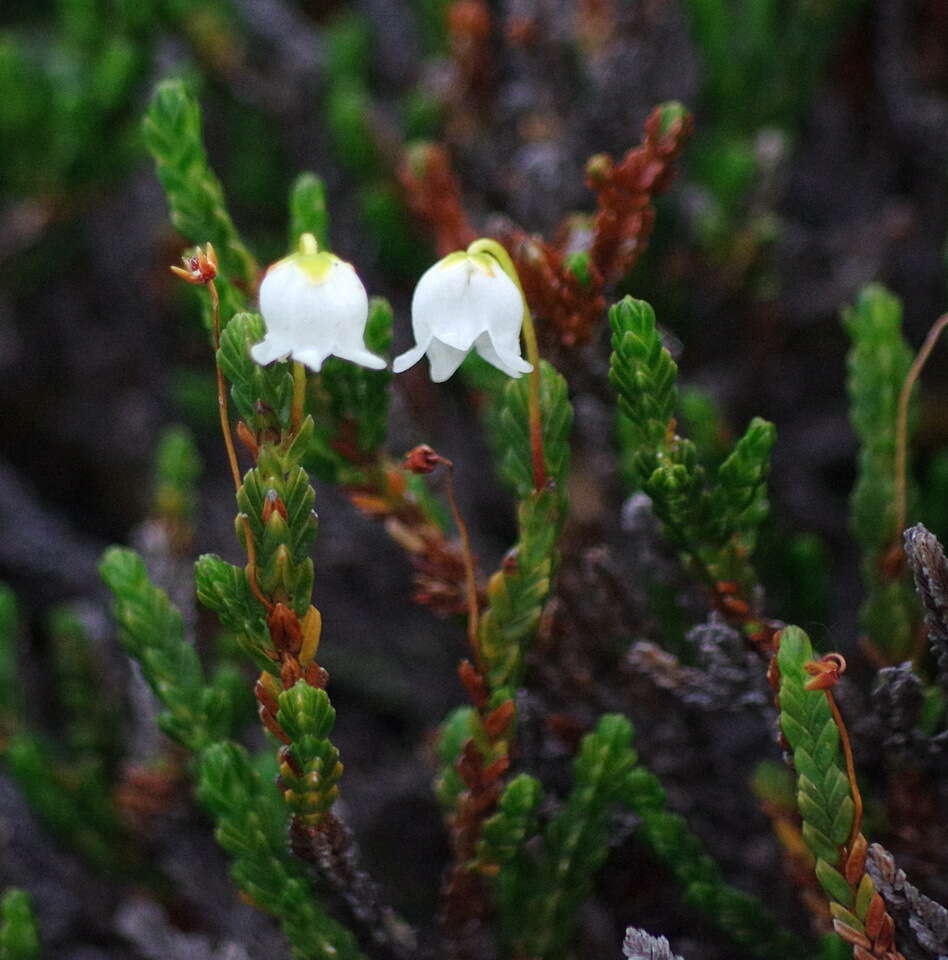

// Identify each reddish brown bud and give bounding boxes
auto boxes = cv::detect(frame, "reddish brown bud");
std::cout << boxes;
[864,892,886,938]
[402,444,445,474]
[170,243,218,284]
[483,700,515,739]
[456,740,484,788]
[448,0,490,40]
[258,704,291,743]
[875,913,895,951]
[303,661,329,688]
[254,678,279,716]
[720,594,751,617]
[469,780,502,816]
[832,918,872,949]
[268,603,303,654]
[804,653,846,691]
[236,420,259,460]
[481,755,510,784]
[844,833,868,884]
[261,489,289,524]
[458,659,488,708]
[280,657,302,689]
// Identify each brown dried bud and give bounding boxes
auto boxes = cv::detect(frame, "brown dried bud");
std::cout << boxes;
[258,704,291,744]
[268,602,302,654]
[303,661,329,689]
[844,833,868,884]
[483,700,515,739]
[458,659,488,708]
[170,242,218,284]
[254,677,280,716]
[280,657,302,689]
[804,652,847,691]
[480,755,510,785]
[236,420,260,460]
[403,444,445,474]
[832,918,872,949]
[261,489,289,524]
[864,892,886,938]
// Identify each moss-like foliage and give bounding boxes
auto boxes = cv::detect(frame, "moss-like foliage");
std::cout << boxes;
[143,78,257,323]
[478,362,573,692]
[100,547,233,751]
[196,742,365,960]
[778,626,897,954]
[276,683,344,826]
[0,889,40,960]
[843,284,918,662]
[610,296,774,595]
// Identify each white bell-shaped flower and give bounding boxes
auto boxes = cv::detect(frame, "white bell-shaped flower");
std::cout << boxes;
[392,250,534,383]
[251,234,385,372]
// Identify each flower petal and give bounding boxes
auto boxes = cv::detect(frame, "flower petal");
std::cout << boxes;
[392,340,430,374]
[475,331,533,378]
[250,334,292,365]
[412,259,485,351]
[331,345,387,369]
[291,347,333,372]
[426,338,468,382]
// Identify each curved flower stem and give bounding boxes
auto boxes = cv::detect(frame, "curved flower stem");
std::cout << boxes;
[467,238,546,492]
[209,280,243,494]
[209,279,272,613]
[824,688,864,854]
[403,445,482,667]
[441,460,481,668]
[291,361,307,436]
[894,312,948,544]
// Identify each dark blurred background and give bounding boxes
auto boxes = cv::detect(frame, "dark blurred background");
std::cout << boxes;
[1,0,947,957]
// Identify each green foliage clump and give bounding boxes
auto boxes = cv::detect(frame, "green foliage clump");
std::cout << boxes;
[217,312,294,431]
[475,773,543,874]
[0,889,40,960]
[236,434,318,616]
[289,173,331,252]
[777,626,890,950]
[0,586,21,737]
[511,716,637,959]
[684,0,864,232]
[434,705,476,812]
[621,739,805,959]
[144,78,257,322]
[0,595,123,872]
[196,742,365,960]
[480,362,573,690]
[610,296,774,595]
[310,298,394,479]
[843,283,918,661]
[276,683,343,825]
[489,715,804,960]
[100,547,233,751]
[153,425,202,527]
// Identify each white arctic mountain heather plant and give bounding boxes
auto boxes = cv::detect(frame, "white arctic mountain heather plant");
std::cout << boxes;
[392,247,534,382]
[251,233,385,372]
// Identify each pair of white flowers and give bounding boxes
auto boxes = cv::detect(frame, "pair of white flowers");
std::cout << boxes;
[251,234,533,382]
